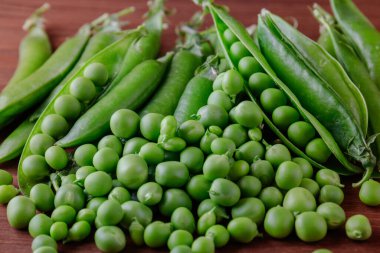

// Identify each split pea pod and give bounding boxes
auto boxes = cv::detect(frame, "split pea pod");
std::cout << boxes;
[17,29,141,195]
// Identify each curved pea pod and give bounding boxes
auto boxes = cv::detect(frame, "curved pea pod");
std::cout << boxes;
[17,30,142,195]
[56,52,173,148]
[331,0,380,90]
[204,3,362,179]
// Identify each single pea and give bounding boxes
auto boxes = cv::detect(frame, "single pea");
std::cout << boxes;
[317,202,346,229]
[129,220,144,246]
[197,199,228,223]
[73,144,97,166]
[83,62,108,86]
[180,147,204,174]
[316,169,344,187]
[69,77,96,101]
[159,189,192,217]
[300,178,320,197]
[159,115,177,140]
[29,134,55,156]
[84,171,113,197]
[230,41,250,63]
[178,120,205,144]
[248,127,262,141]
[92,147,119,173]
[231,197,266,225]
[345,214,372,241]
[191,236,215,253]
[97,199,123,226]
[237,175,262,197]
[295,211,327,242]
[60,174,76,186]
[197,104,228,128]
[264,206,294,239]
[98,135,122,156]
[283,187,317,214]
[121,201,153,227]
[200,131,218,155]
[155,161,189,188]
[86,197,107,213]
[186,175,212,201]
[272,106,300,130]
[168,230,194,250]
[251,160,275,187]
[76,208,96,224]
[230,101,263,129]
[30,183,54,212]
[211,138,236,157]
[31,235,57,251]
[66,220,91,242]
[140,113,164,142]
[238,56,263,78]
[260,88,287,113]
[0,169,12,185]
[306,138,332,163]
[95,226,126,253]
[223,124,248,147]
[205,225,230,248]
[41,114,69,138]
[227,217,258,243]
[51,205,76,224]
[203,154,230,181]
[33,246,57,253]
[209,178,240,207]
[116,154,148,189]
[139,142,165,165]
[44,146,68,171]
[248,72,275,96]
[160,137,186,152]
[123,137,148,156]
[53,94,81,121]
[223,28,238,45]
[108,187,131,204]
[144,221,172,248]
[28,213,53,238]
[171,207,196,234]
[292,157,313,178]
[212,73,225,91]
[198,210,216,235]
[137,182,163,206]
[275,161,303,190]
[207,90,233,111]
[319,185,344,205]
[259,186,283,210]
[235,141,265,163]
[287,121,316,148]
[75,166,96,181]
[110,109,140,139]
[209,126,223,136]
[228,160,250,181]
[0,185,18,204]
[50,221,68,241]
[359,179,380,206]
[22,154,49,180]
[265,144,291,167]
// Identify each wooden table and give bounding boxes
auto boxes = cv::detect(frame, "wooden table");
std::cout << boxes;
[0,0,379,252]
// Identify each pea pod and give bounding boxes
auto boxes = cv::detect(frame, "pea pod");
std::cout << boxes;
[18,29,142,195]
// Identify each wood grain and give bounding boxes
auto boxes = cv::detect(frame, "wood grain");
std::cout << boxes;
[0,0,379,252]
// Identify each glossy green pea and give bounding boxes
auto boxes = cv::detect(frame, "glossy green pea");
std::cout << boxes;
[97,199,123,226]
[159,189,192,217]
[140,113,164,142]
[211,138,236,157]
[300,178,320,197]
[319,185,344,205]
[92,147,119,173]
[237,175,262,197]
[53,94,81,121]
[345,214,372,241]
[110,109,140,139]
[66,220,91,242]
[203,154,230,181]
[74,144,97,166]
[86,197,107,213]
[295,211,327,242]
[287,121,316,148]
[200,131,218,155]
[205,224,230,248]
[144,221,172,248]
[108,187,131,204]
[207,90,233,111]
[191,236,215,253]
[116,154,148,190]
[272,106,300,130]
[22,154,49,180]
[180,147,204,174]
[317,202,346,229]
[178,120,205,144]
[30,183,54,212]
[235,141,265,163]
[28,213,52,238]
[316,169,343,188]
[209,126,223,136]
[0,169,13,185]
[31,235,57,251]
[139,142,164,165]
[41,114,69,139]
[0,185,18,204]
[223,124,248,147]
[232,197,266,225]
[259,186,283,210]
[98,135,122,156]
[50,221,68,241]
[212,73,225,91]
[69,77,96,101]
[265,144,291,167]
[129,220,144,246]
[33,246,57,253]
[197,104,228,128]
[248,72,275,96]
[168,230,193,250]
[122,137,148,155]
[44,146,68,170]
[29,134,55,156]
[251,160,275,187]
[248,127,262,141]
[222,69,244,96]
[76,208,96,224]
[160,137,187,152]
[264,206,294,239]
[292,157,313,178]
[228,160,250,181]
[275,161,303,190]
[121,201,153,228]
[230,41,250,63]
[51,205,76,224]
[209,178,240,207]
[186,174,211,201]
[83,62,108,86]
[137,182,163,206]
[227,217,258,243]
[359,179,380,206]
[155,161,189,188]
[84,171,113,197]
[171,207,196,234]
[75,166,96,181]
[223,28,238,45]
[305,138,332,163]
[260,88,288,113]
[230,101,263,129]
[198,210,216,235]
[238,56,263,78]
[283,187,317,214]
[197,199,228,223]
[95,226,126,253]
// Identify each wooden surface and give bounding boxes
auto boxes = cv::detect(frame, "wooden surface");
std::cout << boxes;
[0,0,380,252]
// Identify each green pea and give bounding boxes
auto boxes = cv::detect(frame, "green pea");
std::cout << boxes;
[223,124,248,147]
[248,72,275,96]
[209,126,223,136]
[22,154,49,180]
[108,187,131,204]
[345,214,372,241]
[0,169,13,186]
[84,171,113,197]
[178,120,205,144]
[316,169,344,187]
[205,224,230,248]
[288,121,316,148]
[121,201,153,227]
[76,208,96,224]
[191,236,215,253]
[265,144,291,167]
[264,206,294,239]
[232,197,266,225]
[98,135,122,156]
[260,88,287,113]
[110,109,140,139]
[171,207,196,234]
[41,114,69,138]
[210,137,236,157]
[292,157,313,178]
[61,174,76,186]
[235,141,265,163]
[95,226,126,253]
[238,56,263,78]
[300,178,320,197]
[29,184,54,212]
[51,205,76,224]
[159,189,192,217]
[295,211,327,242]
[66,220,91,242]
[122,137,148,156]
[116,154,148,190]
[259,186,283,210]
[53,94,81,121]
[137,182,163,206]
[212,73,225,91]
[275,161,303,190]
[92,147,119,173]
[317,202,346,229]
[50,221,68,241]
[203,154,230,181]
[33,246,57,253]
[251,160,275,187]
[230,41,250,63]
[0,185,18,204]
[197,199,228,223]
[69,77,96,101]
[144,221,172,248]
[180,147,204,174]
[140,113,164,142]
[186,175,211,201]
[248,127,262,141]
[83,62,108,86]
[272,105,300,130]
[29,134,55,156]
[168,230,193,250]
[237,175,262,197]
[75,166,96,181]
[227,160,249,181]
[44,146,68,170]
[197,210,217,237]
[197,104,228,128]
[159,115,177,141]
[86,197,107,213]
[230,101,263,129]
[97,199,123,226]
[283,187,317,214]
[227,217,258,243]
[207,90,233,111]
[209,178,240,207]
[305,138,332,163]
[155,161,189,188]
[359,179,380,206]
[139,142,165,165]
[31,235,57,251]
[74,144,97,166]
[200,131,218,155]
[28,213,52,238]
[223,28,238,45]
[319,185,344,205]
[160,137,186,152]
[129,220,144,246]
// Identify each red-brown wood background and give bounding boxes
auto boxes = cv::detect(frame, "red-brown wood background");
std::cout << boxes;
[0,0,380,252]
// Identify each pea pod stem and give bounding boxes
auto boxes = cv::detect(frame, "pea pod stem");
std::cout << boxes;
[22,3,50,31]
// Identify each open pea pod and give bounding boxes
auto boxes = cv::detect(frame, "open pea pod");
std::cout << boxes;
[203,3,362,179]
[18,29,142,195]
